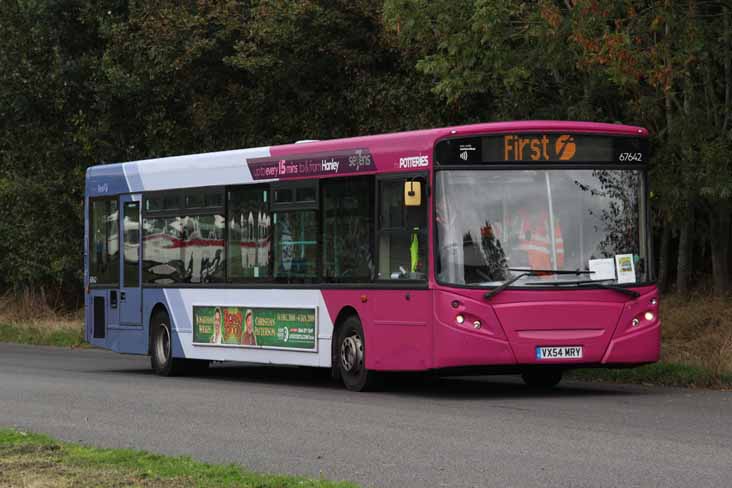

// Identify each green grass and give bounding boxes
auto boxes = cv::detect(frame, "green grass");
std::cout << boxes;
[570,362,732,389]
[0,322,86,347]
[0,428,358,488]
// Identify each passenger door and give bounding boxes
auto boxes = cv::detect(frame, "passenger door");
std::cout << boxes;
[119,195,142,326]
[87,197,119,345]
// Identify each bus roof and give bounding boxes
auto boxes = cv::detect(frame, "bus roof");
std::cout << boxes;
[86,120,648,197]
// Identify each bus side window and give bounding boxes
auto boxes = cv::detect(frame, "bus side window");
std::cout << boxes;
[321,177,374,282]
[227,187,272,281]
[271,181,319,283]
[142,189,225,285]
[377,177,427,280]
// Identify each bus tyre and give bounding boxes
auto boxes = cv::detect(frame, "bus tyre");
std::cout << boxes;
[336,316,379,392]
[150,311,205,376]
[521,369,563,389]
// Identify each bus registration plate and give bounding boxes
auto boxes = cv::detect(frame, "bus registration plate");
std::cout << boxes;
[536,346,583,360]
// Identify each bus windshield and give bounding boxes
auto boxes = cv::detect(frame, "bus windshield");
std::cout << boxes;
[435,169,652,287]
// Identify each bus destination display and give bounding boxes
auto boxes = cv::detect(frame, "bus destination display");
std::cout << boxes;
[435,134,648,164]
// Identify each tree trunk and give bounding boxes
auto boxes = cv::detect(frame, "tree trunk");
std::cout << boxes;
[657,223,672,292]
[710,200,731,295]
[676,206,694,294]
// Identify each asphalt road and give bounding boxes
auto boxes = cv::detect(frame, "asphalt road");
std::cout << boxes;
[1,343,731,487]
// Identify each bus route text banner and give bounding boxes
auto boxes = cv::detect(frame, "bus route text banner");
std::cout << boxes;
[248,149,374,180]
[192,306,317,352]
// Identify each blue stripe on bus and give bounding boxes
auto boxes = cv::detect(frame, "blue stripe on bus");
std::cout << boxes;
[86,164,130,197]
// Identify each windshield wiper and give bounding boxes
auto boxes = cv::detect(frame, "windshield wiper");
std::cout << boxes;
[524,279,641,298]
[483,269,594,300]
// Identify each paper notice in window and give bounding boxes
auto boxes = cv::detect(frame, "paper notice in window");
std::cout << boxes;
[588,258,616,281]
[614,254,636,283]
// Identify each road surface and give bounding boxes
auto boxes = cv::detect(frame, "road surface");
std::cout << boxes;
[1,343,730,487]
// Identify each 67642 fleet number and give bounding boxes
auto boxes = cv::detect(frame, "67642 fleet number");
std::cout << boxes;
[619,152,643,162]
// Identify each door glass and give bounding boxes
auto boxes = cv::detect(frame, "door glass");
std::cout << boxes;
[377,177,427,280]
[123,201,140,288]
[90,199,119,286]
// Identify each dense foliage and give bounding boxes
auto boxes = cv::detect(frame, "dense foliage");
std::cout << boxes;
[0,0,730,307]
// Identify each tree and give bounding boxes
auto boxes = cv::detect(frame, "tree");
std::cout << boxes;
[569,0,732,294]
[386,0,732,294]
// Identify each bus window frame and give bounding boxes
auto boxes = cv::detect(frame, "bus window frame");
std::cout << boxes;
[136,175,432,290]
[141,187,226,284]
[266,180,319,283]
[431,132,654,290]
[271,180,320,212]
[226,183,273,284]
[88,196,120,289]
[320,175,375,283]
[375,172,429,283]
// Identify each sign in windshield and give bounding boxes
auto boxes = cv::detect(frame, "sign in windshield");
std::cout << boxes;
[435,135,648,164]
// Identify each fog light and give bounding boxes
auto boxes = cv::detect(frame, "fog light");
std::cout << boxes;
[644,311,655,321]
[632,318,640,327]
[456,314,465,324]
[473,320,481,329]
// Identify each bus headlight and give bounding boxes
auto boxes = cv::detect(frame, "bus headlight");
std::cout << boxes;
[644,311,655,321]
[456,315,465,324]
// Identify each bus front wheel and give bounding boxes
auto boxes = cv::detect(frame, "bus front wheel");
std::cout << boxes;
[336,316,379,392]
[521,369,563,389]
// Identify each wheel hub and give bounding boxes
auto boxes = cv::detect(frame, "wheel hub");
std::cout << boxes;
[341,334,363,374]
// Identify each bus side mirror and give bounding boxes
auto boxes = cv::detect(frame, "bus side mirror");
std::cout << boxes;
[404,181,422,207]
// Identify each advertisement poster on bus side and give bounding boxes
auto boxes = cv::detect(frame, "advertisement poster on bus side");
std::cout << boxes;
[192,306,317,351]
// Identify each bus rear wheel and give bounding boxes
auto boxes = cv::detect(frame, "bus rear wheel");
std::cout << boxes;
[521,369,563,389]
[150,311,207,376]
[336,316,379,392]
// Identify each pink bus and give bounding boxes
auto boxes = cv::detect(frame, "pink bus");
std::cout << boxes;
[85,121,660,391]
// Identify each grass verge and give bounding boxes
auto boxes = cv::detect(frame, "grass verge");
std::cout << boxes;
[0,290,85,347]
[0,322,86,348]
[0,428,358,488]
[570,362,732,389]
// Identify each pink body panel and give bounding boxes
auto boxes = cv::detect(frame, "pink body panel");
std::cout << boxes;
[323,286,659,371]
[267,121,648,179]
[322,289,433,371]
[294,121,657,372]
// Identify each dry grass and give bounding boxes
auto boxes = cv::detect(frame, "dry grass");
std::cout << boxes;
[572,293,732,388]
[0,290,82,329]
[659,293,732,377]
[0,291,83,347]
